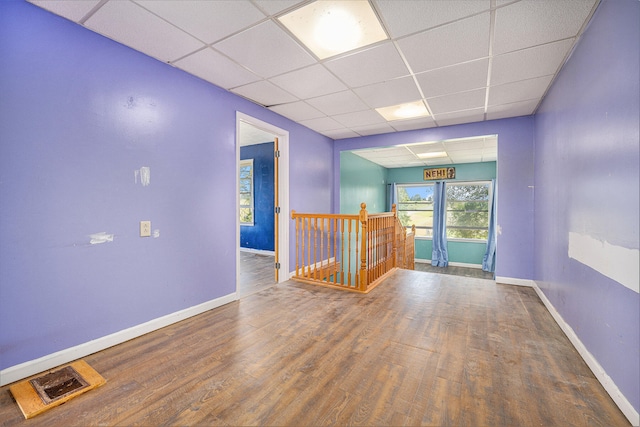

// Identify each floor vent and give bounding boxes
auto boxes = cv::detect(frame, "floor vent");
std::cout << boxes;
[9,360,106,419]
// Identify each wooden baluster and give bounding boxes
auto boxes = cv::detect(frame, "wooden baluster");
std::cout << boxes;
[340,218,345,285]
[305,218,311,278]
[332,218,337,285]
[292,211,298,276]
[359,203,368,292]
[347,218,352,287]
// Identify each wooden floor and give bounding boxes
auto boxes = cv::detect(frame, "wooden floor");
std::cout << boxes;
[239,251,276,298]
[414,262,495,280]
[0,270,629,426]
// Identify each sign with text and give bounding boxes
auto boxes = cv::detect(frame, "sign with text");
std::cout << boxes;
[424,167,456,180]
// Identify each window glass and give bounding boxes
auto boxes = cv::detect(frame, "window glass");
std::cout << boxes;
[396,184,434,238]
[239,159,254,225]
[446,182,490,240]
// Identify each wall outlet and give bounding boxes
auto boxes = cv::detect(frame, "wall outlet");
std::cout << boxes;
[140,221,151,237]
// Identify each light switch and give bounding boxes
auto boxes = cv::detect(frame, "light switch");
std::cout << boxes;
[140,221,151,237]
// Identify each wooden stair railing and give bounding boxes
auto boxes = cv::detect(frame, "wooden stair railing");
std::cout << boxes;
[291,203,415,293]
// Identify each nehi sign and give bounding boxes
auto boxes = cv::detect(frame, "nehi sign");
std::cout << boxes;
[424,167,456,180]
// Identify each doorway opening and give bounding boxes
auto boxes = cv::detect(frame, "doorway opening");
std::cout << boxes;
[236,113,289,298]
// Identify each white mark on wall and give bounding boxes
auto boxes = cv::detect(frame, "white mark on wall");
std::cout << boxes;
[568,232,639,294]
[134,167,151,186]
[89,232,114,245]
[153,229,160,238]
[496,224,502,235]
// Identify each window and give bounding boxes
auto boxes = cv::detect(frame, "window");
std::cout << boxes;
[396,184,435,238]
[239,159,254,225]
[446,182,491,240]
[396,181,491,241]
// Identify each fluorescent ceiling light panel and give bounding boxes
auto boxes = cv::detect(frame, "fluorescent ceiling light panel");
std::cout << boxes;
[278,1,388,60]
[416,151,448,159]
[376,100,430,121]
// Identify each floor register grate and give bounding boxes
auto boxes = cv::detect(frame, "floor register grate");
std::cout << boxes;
[9,360,106,419]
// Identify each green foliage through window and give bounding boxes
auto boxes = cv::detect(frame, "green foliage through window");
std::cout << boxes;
[396,184,434,238]
[396,181,491,241]
[446,183,490,240]
[240,160,254,225]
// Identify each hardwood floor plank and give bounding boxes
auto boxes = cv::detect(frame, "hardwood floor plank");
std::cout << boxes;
[0,269,630,426]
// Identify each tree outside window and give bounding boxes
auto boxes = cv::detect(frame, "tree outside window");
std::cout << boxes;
[239,159,254,225]
[396,184,434,237]
[446,182,490,240]
[396,181,490,241]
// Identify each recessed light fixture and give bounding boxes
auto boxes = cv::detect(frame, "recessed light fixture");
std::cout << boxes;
[278,0,388,60]
[416,151,448,159]
[376,100,430,121]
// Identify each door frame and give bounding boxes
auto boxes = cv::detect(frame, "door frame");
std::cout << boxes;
[235,112,290,293]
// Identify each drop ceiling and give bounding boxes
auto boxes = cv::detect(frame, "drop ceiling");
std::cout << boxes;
[29,0,599,145]
[351,135,497,168]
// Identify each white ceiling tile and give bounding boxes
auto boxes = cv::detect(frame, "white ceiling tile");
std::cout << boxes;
[491,39,574,86]
[375,0,490,38]
[488,75,553,106]
[351,123,397,136]
[135,1,266,44]
[445,140,485,151]
[426,157,454,166]
[268,101,324,121]
[493,0,597,55]
[416,58,489,98]
[299,116,343,132]
[214,20,315,78]
[398,13,490,73]
[324,42,410,87]
[428,89,486,115]
[306,91,369,116]
[434,108,485,127]
[29,0,101,22]
[174,48,260,89]
[353,76,422,109]
[323,128,360,139]
[390,116,437,132]
[333,110,386,128]
[239,121,275,146]
[407,142,445,155]
[269,65,347,99]
[232,80,298,106]
[84,1,205,62]
[486,99,539,120]
[252,0,307,16]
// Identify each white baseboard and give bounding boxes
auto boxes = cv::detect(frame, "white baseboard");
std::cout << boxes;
[532,281,639,426]
[0,293,238,387]
[495,276,536,287]
[415,258,483,269]
[240,247,275,256]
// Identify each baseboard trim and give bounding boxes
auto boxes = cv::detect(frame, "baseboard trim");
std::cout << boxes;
[531,282,639,426]
[414,258,483,269]
[239,247,275,256]
[0,293,238,387]
[495,276,536,287]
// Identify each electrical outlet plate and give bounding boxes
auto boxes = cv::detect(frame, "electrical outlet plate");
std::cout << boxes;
[140,221,151,237]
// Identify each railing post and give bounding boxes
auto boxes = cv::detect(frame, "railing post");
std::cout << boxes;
[359,202,368,292]
[391,204,398,268]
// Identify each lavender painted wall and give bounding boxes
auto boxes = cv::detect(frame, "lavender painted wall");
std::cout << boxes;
[334,117,535,280]
[533,0,639,412]
[0,1,333,371]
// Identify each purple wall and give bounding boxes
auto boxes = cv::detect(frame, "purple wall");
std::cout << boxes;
[334,117,536,280]
[534,0,639,412]
[0,1,333,370]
